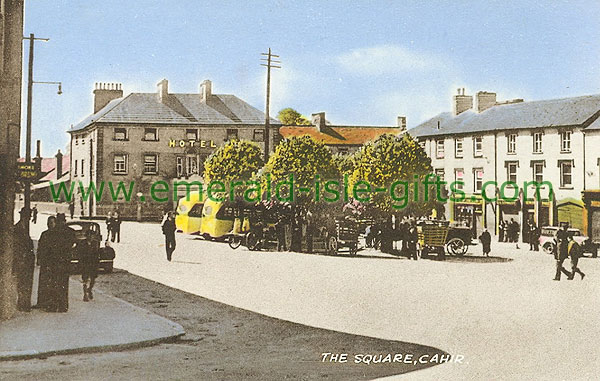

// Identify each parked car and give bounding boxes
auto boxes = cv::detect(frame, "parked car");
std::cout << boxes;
[539,226,597,256]
[67,221,115,273]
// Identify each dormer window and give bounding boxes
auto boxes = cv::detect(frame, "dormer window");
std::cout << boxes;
[144,128,158,141]
[114,128,127,141]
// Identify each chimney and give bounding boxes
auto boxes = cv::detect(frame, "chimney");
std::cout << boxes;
[200,79,212,101]
[397,116,407,132]
[452,88,473,116]
[311,112,327,132]
[93,82,123,113]
[34,140,42,172]
[55,149,63,179]
[157,79,169,102]
[476,91,497,113]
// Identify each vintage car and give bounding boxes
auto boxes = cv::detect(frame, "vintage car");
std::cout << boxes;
[539,226,597,255]
[67,221,115,273]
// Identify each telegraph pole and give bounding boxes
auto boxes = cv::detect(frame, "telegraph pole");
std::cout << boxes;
[23,33,49,226]
[261,48,280,162]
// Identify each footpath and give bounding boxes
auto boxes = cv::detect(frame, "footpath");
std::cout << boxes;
[0,276,184,361]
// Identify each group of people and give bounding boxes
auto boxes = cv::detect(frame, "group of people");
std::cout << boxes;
[365,217,419,259]
[499,218,521,244]
[106,211,122,243]
[553,223,586,281]
[12,208,109,313]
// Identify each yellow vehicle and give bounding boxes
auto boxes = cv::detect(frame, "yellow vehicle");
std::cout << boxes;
[175,192,204,234]
[199,199,236,240]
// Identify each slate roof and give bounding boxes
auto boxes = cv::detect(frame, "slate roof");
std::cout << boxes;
[70,93,280,132]
[408,94,600,138]
[280,125,401,145]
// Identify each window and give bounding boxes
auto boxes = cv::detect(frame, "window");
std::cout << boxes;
[81,159,85,176]
[114,154,128,174]
[533,132,543,153]
[454,169,464,191]
[435,168,445,181]
[418,140,426,150]
[473,168,484,192]
[186,129,198,141]
[507,162,518,183]
[114,128,127,141]
[253,129,265,142]
[177,155,198,177]
[338,147,349,154]
[436,139,445,159]
[455,138,464,158]
[533,162,544,183]
[176,157,185,177]
[226,129,238,141]
[560,160,573,187]
[74,160,78,176]
[81,136,85,145]
[473,137,483,157]
[144,128,158,141]
[507,134,516,154]
[75,136,78,145]
[560,131,571,153]
[144,154,158,174]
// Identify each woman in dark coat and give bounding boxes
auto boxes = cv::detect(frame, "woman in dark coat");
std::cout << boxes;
[479,229,492,257]
[36,216,57,310]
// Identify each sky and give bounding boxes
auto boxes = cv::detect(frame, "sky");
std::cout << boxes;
[22,0,600,157]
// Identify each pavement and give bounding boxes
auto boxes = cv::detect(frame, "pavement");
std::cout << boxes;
[1,213,185,362]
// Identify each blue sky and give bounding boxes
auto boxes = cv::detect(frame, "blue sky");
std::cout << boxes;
[23,0,600,157]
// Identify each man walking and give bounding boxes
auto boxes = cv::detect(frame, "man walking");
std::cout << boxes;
[479,229,492,257]
[111,212,121,243]
[78,229,100,301]
[162,211,177,261]
[69,201,75,219]
[13,208,35,311]
[567,235,585,280]
[553,223,571,281]
[407,220,419,260]
[31,205,38,224]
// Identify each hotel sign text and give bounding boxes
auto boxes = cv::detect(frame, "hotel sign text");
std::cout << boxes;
[168,139,217,148]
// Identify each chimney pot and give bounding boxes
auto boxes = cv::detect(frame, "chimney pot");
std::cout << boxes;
[93,82,123,113]
[452,89,473,116]
[55,149,64,179]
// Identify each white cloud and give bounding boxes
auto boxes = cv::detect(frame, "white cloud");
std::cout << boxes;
[336,44,443,75]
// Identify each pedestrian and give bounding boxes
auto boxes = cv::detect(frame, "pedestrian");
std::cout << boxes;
[567,234,585,280]
[106,211,113,241]
[498,220,505,242]
[528,221,536,251]
[553,223,571,281]
[162,211,177,261]
[111,212,121,243]
[13,208,35,311]
[31,205,38,224]
[69,201,75,219]
[36,216,57,310]
[530,223,540,251]
[479,229,491,257]
[53,213,76,312]
[78,229,100,301]
[407,220,418,260]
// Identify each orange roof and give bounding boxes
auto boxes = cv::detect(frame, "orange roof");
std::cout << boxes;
[279,125,401,146]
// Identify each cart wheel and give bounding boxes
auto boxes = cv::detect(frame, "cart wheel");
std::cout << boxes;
[373,237,381,250]
[247,231,260,251]
[446,238,467,256]
[327,235,338,255]
[228,235,242,250]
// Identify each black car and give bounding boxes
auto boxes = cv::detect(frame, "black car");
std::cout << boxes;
[67,221,115,273]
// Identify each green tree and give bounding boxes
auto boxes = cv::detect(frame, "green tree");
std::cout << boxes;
[204,140,264,184]
[332,152,355,176]
[262,135,339,203]
[349,133,437,216]
[277,107,311,125]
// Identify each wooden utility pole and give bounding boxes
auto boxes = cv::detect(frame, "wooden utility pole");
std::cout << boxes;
[261,48,280,162]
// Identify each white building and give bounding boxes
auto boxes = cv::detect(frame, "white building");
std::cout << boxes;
[409,90,600,240]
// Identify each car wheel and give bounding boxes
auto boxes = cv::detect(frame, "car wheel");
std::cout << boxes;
[542,242,554,254]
